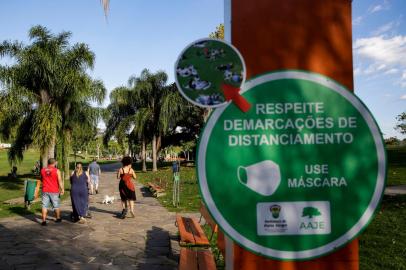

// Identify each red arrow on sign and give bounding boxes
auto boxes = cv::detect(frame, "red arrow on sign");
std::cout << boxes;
[221,84,251,112]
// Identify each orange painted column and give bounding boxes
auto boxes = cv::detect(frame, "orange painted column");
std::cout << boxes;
[228,0,358,269]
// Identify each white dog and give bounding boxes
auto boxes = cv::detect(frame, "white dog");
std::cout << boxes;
[102,195,115,204]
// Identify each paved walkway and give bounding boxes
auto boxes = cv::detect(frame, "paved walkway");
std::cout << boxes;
[385,185,406,195]
[0,163,180,270]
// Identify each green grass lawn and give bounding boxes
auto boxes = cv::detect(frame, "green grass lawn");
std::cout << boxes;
[386,145,406,186]
[134,161,201,212]
[0,148,74,218]
[0,148,40,205]
[359,195,406,269]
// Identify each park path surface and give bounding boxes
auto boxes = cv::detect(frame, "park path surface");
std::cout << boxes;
[0,162,180,270]
[385,184,406,195]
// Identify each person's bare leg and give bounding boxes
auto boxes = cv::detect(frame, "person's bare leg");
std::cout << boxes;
[89,183,94,194]
[120,200,127,218]
[121,200,127,210]
[129,200,135,217]
[54,208,61,219]
[41,208,47,222]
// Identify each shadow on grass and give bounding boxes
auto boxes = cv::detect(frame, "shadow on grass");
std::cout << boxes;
[7,206,37,218]
[140,186,154,198]
[0,174,38,190]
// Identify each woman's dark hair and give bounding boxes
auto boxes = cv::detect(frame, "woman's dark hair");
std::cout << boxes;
[121,156,132,166]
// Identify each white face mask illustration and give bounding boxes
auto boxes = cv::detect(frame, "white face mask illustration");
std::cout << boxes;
[237,160,281,196]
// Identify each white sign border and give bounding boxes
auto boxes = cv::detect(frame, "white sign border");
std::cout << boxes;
[198,70,386,260]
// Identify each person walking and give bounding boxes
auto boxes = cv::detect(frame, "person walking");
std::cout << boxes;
[70,162,89,224]
[117,156,137,219]
[40,158,64,226]
[87,158,101,195]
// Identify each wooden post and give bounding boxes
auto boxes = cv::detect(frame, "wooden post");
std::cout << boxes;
[226,0,358,269]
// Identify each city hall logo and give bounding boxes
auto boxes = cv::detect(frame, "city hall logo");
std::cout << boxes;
[270,204,281,219]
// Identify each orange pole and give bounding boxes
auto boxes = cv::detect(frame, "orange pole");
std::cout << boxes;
[229,0,358,269]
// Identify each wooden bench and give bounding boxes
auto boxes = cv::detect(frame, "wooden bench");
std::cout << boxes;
[147,182,166,197]
[199,202,226,257]
[179,248,216,270]
[199,202,218,241]
[176,211,216,270]
[176,215,210,247]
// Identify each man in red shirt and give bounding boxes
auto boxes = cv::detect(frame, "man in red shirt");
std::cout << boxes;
[40,158,64,226]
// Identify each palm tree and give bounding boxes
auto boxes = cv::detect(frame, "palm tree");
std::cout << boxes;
[104,85,143,167]
[100,0,110,17]
[0,25,104,169]
[129,69,186,171]
[104,69,187,172]
[56,76,105,179]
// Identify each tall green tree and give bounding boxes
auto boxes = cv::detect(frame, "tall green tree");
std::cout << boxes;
[103,86,142,166]
[395,112,406,135]
[0,25,104,170]
[104,69,187,171]
[129,69,186,171]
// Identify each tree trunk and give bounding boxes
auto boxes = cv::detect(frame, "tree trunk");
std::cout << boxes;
[141,138,147,172]
[48,136,56,160]
[74,151,77,167]
[97,143,100,159]
[157,135,161,153]
[41,135,56,168]
[41,152,48,169]
[152,134,157,172]
[62,132,70,180]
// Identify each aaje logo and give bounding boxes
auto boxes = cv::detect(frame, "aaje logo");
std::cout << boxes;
[302,207,321,218]
[270,204,281,219]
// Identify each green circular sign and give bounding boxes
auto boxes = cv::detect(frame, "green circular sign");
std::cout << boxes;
[174,38,246,108]
[197,71,386,260]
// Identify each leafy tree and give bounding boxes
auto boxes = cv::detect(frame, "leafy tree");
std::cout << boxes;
[395,112,406,135]
[104,70,188,171]
[384,137,400,145]
[129,71,188,171]
[181,140,196,161]
[70,122,97,164]
[0,25,104,171]
[209,23,225,40]
[103,86,142,167]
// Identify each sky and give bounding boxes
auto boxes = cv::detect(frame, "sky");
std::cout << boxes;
[0,0,405,139]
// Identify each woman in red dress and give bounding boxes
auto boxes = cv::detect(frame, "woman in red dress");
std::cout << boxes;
[117,156,137,219]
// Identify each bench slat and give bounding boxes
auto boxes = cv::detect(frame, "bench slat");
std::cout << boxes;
[177,215,210,246]
[147,182,165,198]
[197,249,216,270]
[190,217,210,246]
[177,215,196,245]
[179,248,198,270]
[179,248,216,270]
